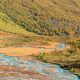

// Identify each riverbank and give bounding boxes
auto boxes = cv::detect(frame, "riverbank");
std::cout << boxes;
[0,53,79,80]
[0,40,80,79]
[36,49,80,78]
[0,42,70,57]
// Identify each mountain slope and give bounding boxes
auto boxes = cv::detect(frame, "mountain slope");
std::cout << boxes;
[0,0,80,36]
[0,12,37,36]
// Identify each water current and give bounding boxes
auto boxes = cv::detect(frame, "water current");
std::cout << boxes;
[0,43,79,80]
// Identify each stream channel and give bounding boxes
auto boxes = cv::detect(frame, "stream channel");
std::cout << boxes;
[0,43,80,80]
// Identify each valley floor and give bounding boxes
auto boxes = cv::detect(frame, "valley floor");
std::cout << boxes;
[0,42,70,57]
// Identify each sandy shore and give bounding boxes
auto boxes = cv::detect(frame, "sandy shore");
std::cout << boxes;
[0,42,70,57]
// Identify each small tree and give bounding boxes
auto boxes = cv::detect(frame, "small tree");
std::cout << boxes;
[32,0,35,2]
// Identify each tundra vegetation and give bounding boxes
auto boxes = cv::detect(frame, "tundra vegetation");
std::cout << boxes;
[0,0,80,36]
[0,0,80,77]
[36,39,80,76]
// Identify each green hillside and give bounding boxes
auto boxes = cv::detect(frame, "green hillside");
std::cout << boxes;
[0,12,37,36]
[0,0,80,36]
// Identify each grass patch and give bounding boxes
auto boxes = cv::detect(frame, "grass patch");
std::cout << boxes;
[0,12,37,36]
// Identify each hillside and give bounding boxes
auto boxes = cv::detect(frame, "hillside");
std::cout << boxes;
[0,0,80,37]
[0,12,37,36]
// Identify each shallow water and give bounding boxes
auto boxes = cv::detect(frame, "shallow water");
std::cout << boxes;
[0,43,79,80]
[58,42,67,49]
[0,53,79,80]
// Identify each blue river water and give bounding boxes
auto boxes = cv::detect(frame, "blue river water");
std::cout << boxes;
[0,53,79,80]
[0,42,79,80]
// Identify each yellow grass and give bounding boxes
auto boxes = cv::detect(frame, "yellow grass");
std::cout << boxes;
[0,43,70,57]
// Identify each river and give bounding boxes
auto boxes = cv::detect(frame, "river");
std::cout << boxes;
[0,43,79,80]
